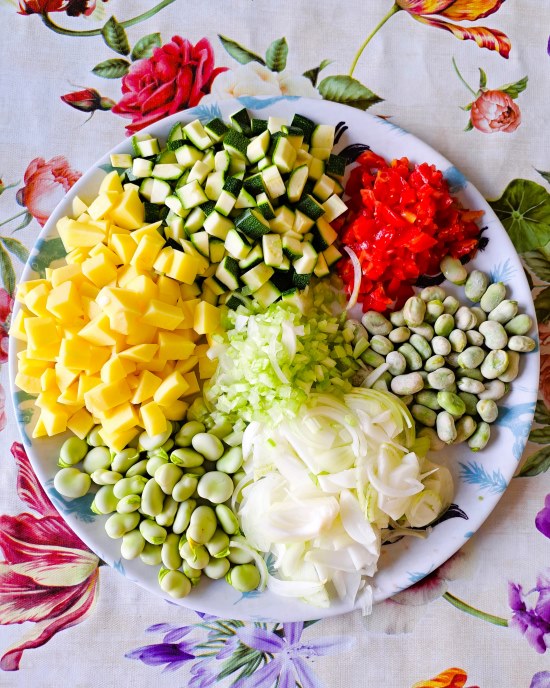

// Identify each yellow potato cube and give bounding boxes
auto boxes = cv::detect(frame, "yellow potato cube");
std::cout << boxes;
[101,401,139,432]
[72,195,88,216]
[109,188,144,230]
[153,371,189,406]
[57,219,105,252]
[100,356,129,384]
[32,415,48,439]
[125,274,158,302]
[174,355,199,374]
[24,315,61,351]
[116,265,147,288]
[78,313,120,347]
[98,286,143,314]
[79,281,100,300]
[87,192,117,221]
[83,346,111,376]
[84,378,132,414]
[157,361,175,379]
[9,308,29,341]
[179,282,201,300]
[119,344,158,363]
[89,242,122,266]
[156,275,181,305]
[181,371,200,397]
[140,401,167,436]
[17,352,51,378]
[98,425,139,453]
[157,332,196,361]
[152,247,174,275]
[131,221,163,243]
[57,382,80,405]
[81,297,101,321]
[160,400,189,421]
[58,337,91,370]
[46,281,83,322]
[131,370,163,404]
[199,356,218,380]
[16,279,49,303]
[165,250,199,284]
[65,247,90,265]
[24,283,51,317]
[81,254,118,288]
[136,356,165,373]
[88,219,110,233]
[179,298,200,326]
[77,374,101,402]
[193,301,221,335]
[141,300,184,331]
[41,407,69,436]
[99,170,124,195]
[14,372,42,394]
[130,234,164,271]
[67,407,95,439]
[125,324,157,345]
[49,263,83,289]
[40,367,57,392]
[55,365,79,392]
[109,233,136,264]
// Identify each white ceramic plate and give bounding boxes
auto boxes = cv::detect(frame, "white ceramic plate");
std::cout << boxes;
[9,96,539,621]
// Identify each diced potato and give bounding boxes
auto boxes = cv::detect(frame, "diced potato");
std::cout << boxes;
[109,188,144,230]
[193,301,221,334]
[153,371,189,406]
[141,300,185,330]
[81,254,118,288]
[46,281,83,322]
[140,401,167,436]
[99,170,124,195]
[131,370,163,404]
[67,407,95,439]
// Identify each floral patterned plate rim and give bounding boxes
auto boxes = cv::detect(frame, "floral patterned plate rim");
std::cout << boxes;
[8,96,539,622]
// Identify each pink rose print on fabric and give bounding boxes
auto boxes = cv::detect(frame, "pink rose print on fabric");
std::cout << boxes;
[470,90,521,133]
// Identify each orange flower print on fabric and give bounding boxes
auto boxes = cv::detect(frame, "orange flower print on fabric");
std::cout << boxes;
[396,0,511,57]
[412,667,480,688]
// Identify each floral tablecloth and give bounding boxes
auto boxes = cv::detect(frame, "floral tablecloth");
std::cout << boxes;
[0,1,549,686]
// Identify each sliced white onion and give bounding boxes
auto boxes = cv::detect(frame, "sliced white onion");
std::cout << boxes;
[343,245,362,310]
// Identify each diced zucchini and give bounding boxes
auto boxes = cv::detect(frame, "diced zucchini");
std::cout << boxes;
[323,244,342,266]
[165,194,186,217]
[246,129,271,164]
[308,157,325,181]
[312,174,336,202]
[190,231,210,258]
[325,153,346,178]
[235,208,271,240]
[215,150,231,172]
[201,201,216,216]
[268,116,287,134]
[278,254,291,271]
[176,179,208,209]
[261,164,286,199]
[272,136,297,174]
[291,114,315,143]
[230,108,252,135]
[165,216,185,242]
[262,234,283,267]
[175,145,204,168]
[311,124,335,150]
[223,129,250,159]
[152,163,183,181]
[241,263,274,292]
[201,149,216,171]
[183,120,213,150]
[251,118,268,135]
[257,156,272,171]
[243,173,265,196]
[167,122,184,144]
[282,125,304,150]
[312,217,338,251]
[204,117,229,142]
[297,194,325,220]
[229,155,247,174]
[270,206,295,234]
[309,147,332,161]
[256,192,275,220]
[110,153,133,169]
[292,209,315,235]
[150,179,171,205]
[238,243,263,270]
[225,228,251,260]
[139,177,155,201]
[282,235,303,260]
[253,280,281,308]
[322,194,347,222]
[209,240,226,264]
[293,242,318,274]
[204,171,226,201]
[215,256,240,290]
[286,165,309,203]
[135,137,160,157]
[203,210,234,240]
[203,275,226,296]
[133,158,153,178]
[292,272,312,289]
[143,202,168,224]
[235,187,257,209]
[156,150,178,164]
[223,176,243,196]
[313,252,330,278]
[215,189,237,217]
[184,206,206,234]
[187,160,211,185]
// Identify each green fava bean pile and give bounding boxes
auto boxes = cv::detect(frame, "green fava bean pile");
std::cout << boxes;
[359,258,535,450]
[52,412,264,600]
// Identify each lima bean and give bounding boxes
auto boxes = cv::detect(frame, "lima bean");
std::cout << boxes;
[479,320,508,350]
[508,335,536,352]
[505,314,532,335]
[432,336,451,356]
[436,411,457,444]
[476,399,499,423]
[464,270,489,302]
[468,422,491,452]
[116,494,141,514]
[140,543,162,566]
[488,299,518,324]
[111,448,140,474]
[113,475,147,499]
[480,349,509,379]
[361,310,393,335]
[90,469,122,486]
[480,282,506,313]
[403,296,426,327]
[226,564,261,593]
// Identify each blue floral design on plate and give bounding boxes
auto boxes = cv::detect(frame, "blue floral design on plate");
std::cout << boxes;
[237,95,300,109]
[495,402,537,460]
[186,103,222,122]
[443,165,467,193]
[458,461,507,494]
[45,480,97,523]
[490,258,517,283]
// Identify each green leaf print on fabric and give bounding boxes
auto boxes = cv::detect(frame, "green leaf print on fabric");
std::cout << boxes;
[102,16,130,56]
[535,286,550,324]
[489,179,550,253]
[523,251,550,282]
[318,75,382,110]
[499,75,529,99]
[0,244,15,296]
[303,59,332,87]
[529,427,550,444]
[534,400,550,425]
[29,238,66,278]
[519,445,550,477]
[1,238,29,265]
[265,37,288,72]
[537,170,550,185]
[92,58,131,79]
[131,33,162,61]
[218,35,266,66]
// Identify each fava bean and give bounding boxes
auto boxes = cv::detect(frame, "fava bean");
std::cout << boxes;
[480,349,509,379]
[91,485,119,515]
[105,512,140,539]
[370,335,394,356]
[116,494,141,514]
[146,455,168,477]
[454,307,477,331]
[421,286,446,302]
[458,391,479,416]
[390,372,424,395]
[425,355,446,372]
[156,496,179,527]
[179,541,210,569]
[174,421,206,447]
[449,329,467,353]
[172,474,198,502]
[418,427,446,451]
[425,300,445,323]
[445,352,460,368]
[121,529,146,560]
[455,415,477,443]
[113,475,147,499]
[443,295,460,315]
[488,299,518,324]
[437,391,466,418]
[197,472,234,504]
[140,542,162,566]
[505,314,533,336]
[508,335,536,352]
[141,478,165,518]
[361,348,386,367]
[398,343,423,371]
[390,309,406,327]
[216,504,240,535]
[411,404,437,427]
[188,505,217,544]
[362,310,393,335]
[228,536,254,564]
[139,425,172,451]
[155,463,184,495]
[170,448,204,468]
[441,256,467,285]
[435,314,455,337]
[54,467,91,499]
[403,296,426,327]
[388,326,411,344]
[480,282,506,313]
[409,322,434,341]
[409,333,432,360]
[499,350,520,383]
[457,346,485,369]
[161,533,183,570]
[205,529,230,558]
[470,306,487,326]
[479,320,508,350]
[468,421,491,451]
[82,446,111,474]
[477,399,499,423]
[226,564,261,592]
[182,561,202,585]
[87,426,106,447]
[216,447,243,474]
[456,367,484,382]
[204,557,231,580]
[59,436,88,467]
[111,448,140,474]
[457,377,485,394]
[172,499,196,535]
[415,390,441,411]
[464,270,489,302]
[436,411,457,443]
[126,459,148,478]
[432,336,451,356]
[427,368,455,390]
[139,519,167,545]
[400,394,414,406]
[158,569,191,599]
[478,380,507,400]
[91,469,122,486]
[465,329,484,347]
